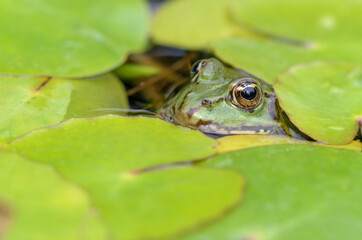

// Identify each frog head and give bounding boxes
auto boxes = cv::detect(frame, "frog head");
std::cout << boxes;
[161,58,286,135]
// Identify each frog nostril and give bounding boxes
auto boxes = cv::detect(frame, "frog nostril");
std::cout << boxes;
[191,60,202,73]
[190,60,207,79]
[202,99,212,108]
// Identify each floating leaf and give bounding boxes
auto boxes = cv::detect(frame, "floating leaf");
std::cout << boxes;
[0,0,147,77]
[0,74,128,143]
[0,76,72,141]
[213,0,362,83]
[5,116,216,175]
[275,62,362,144]
[0,152,106,240]
[92,167,244,239]
[151,0,248,49]
[65,74,129,118]
[232,0,362,41]
[114,63,159,81]
[216,135,306,153]
[5,116,245,239]
[184,145,362,240]
[216,135,362,153]
[213,37,362,84]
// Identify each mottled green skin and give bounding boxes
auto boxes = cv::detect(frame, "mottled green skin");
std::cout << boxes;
[162,58,287,135]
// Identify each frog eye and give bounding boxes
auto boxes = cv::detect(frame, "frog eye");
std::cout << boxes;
[229,78,263,110]
[190,60,207,79]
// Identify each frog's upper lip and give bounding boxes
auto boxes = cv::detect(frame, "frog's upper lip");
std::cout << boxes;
[199,122,285,135]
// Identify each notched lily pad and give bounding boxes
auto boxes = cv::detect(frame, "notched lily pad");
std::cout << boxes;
[0,76,72,142]
[0,0,147,77]
[4,116,245,239]
[213,36,362,84]
[184,145,362,240]
[275,62,362,144]
[0,74,128,143]
[0,152,105,240]
[212,0,362,83]
[5,116,216,174]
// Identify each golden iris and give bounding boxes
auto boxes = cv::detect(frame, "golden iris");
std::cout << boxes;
[230,78,263,110]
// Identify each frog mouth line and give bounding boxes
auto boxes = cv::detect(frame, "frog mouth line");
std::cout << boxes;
[199,123,285,135]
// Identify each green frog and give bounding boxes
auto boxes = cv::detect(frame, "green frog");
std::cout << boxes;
[161,58,301,137]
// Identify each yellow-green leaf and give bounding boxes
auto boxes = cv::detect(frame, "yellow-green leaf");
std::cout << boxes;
[151,0,248,49]
[213,0,362,83]
[4,116,245,239]
[275,62,362,144]
[0,0,148,77]
[184,145,362,240]
[0,74,128,143]
[0,152,106,240]
[216,135,362,153]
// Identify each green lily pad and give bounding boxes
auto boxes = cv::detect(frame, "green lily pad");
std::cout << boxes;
[114,63,160,81]
[0,0,147,77]
[0,76,72,141]
[213,37,362,84]
[0,152,105,240]
[275,62,362,144]
[184,145,362,240]
[0,74,128,143]
[216,135,362,153]
[65,74,129,118]
[232,0,362,42]
[5,116,245,239]
[212,0,362,83]
[92,167,244,239]
[5,116,216,175]
[151,0,249,49]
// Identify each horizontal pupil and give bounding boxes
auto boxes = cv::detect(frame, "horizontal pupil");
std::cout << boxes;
[241,86,257,100]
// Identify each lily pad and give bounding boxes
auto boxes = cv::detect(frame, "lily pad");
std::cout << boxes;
[92,167,244,239]
[184,145,362,240]
[65,74,129,118]
[212,0,362,83]
[275,62,362,144]
[5,116,245,239]
[216,135,362,153]
[0,76,72,141]
[114,63,160,81]
[5,116,216,174]
[0,0,147,77]
[213,37,362,84]
[151,0,249,49]
[0,152,105,240]
[232,0,362,42]
[0,74,128,143]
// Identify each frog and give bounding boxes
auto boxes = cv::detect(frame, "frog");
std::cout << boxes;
[161,58,302,137]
